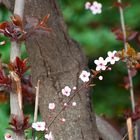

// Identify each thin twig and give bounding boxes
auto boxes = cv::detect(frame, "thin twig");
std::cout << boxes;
[38,80,91,140]
[34,80,40,123]
[32,80,40,140]
[127,117,133,140]
[47,81,90,128]
[117,0,135,113]
[122,125,136,140]
[117,0,137,140]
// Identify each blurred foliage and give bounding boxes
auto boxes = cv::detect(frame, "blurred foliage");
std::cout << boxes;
[0,0,140,138]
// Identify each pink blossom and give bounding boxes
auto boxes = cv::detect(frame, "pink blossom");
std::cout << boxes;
[73,86,77,90]
[107,67,112,71]
[45,127,49,132]
[62,86,71,97]
[79,70,90,82]
[98,76,103,80]
[64,103,68,107]
[85,2,91,9]
[5,133,13,140]
[48,103,55,110]
[60,118,66,122]
[32,122,45,131]
[90,1,102,15]
[106,50,120,64]
[94,57,107,71]
[45,131,54,140]
[72,102,77,106]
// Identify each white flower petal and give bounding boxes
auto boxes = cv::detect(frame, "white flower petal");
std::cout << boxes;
[94,60,99,65]
[72,102,77,106]
[101,65,106,70]
[115,57,120,61]
[32,122,45,131]
[105,57,111,62]
[79,70,90,82]
[107,51,112,57]
[97,9,102,14]
[98,76,103,80]
[85,2,91,9]
[96,66,101,71]
[110,60,115,65]
[99,57,104,61]
[48,103,55,110]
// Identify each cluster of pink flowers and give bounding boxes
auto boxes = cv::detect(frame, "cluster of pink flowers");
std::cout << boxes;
[32,122,54,140]
[79,50,120,82]
[4,50,119,140]
[94,50,120,71]
[85,1,102,15]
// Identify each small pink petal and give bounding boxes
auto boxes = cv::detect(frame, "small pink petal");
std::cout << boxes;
[98,76,103,80]
[48,103,55,110]
[72,102,77,106]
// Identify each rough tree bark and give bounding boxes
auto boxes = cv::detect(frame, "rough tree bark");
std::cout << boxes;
[24,0,99,140]
[0,0,124,140]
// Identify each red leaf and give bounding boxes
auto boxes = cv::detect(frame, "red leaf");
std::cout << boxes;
[0,22,8,30]
[111,27,137,41]
[39,14,50,27]
[9,57,30,78]
[0,92,8,103]
[10,14,23,30]
[125,106,140,122]
[9,115,30,132]
[127,31,138,41]
[37,14,52,32]
[0,16,26,41]
[0,70,11,86]
[113,2,130,9]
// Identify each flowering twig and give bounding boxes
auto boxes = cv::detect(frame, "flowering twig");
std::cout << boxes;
[38,78,91,140]
[47,82,90,129]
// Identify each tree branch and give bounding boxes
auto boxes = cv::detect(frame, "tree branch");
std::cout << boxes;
[10,0,25,139]
[118,0,137,139]
[118,0,135,113]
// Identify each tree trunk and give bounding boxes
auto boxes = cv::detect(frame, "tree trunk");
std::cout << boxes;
[24,0,99,139]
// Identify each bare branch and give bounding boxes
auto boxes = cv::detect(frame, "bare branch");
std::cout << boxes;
[118,0,135,113]
[118,0,137,139]
[34,80,40,123]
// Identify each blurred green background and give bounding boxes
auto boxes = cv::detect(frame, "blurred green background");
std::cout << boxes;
[0,0,140,138]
